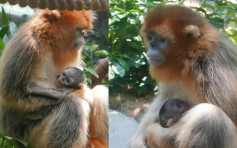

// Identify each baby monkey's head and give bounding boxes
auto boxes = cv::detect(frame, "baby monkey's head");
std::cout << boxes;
[58,67,86,88]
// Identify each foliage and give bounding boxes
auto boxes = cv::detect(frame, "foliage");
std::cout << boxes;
[0,133,32,148]
[109,0,237,95]
[192,0,237,45]
[83,27,109,85]
[0,7,18,54]
[83,27,109,67]
[109,0,158,95]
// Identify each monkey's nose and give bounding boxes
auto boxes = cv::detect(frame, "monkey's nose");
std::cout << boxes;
[73,42,79,48]
[150,42,156,48]
[73,42,83,49]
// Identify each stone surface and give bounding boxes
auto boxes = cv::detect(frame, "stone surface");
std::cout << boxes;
[109,110,138,148]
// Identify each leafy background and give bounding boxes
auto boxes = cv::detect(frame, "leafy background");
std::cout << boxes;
[109,0,237,95]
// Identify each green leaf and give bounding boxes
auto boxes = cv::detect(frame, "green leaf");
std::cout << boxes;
[127,41,140,49]
[109,65,115,79]
[22,14,28,18]
[12,138,28,147]
[111,64,119,75]
[2,7,8,26]
[95,50,108,56]
[116,58,129,71]
[0,137,3,145]
[86,78,92,85]
[0,25,9,38]
[112,62,125,77]
[0,38,5,50]
[193,7,207,15]
[84,67,99,78]
[3,136,31,148]
[9,22,17,35]
[2,34,9,45]
[112,7,124,12]
[4,138,14,148]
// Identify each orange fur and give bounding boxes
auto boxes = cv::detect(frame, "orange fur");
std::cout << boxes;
[88,138,108,148]
[74,84,94,103]
[141,5,219,83]
[74,89,87,100]
[89,85,109,144]
[74,85,108,148]
[141,5,219,95]
[146,134,174,148]
[30,9,93,73]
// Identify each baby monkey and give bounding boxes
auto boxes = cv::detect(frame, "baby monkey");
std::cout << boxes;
[26,67,91,102]
[159,99,191,128]
[58,67,86,88]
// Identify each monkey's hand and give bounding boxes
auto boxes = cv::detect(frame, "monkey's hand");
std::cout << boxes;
[128,133,147,148]
[146,124,159,148]
[60,89,72,99]
[77,83,85,89]
[146,123,176,148]
[25,83,71,100]
[25,83,38,94]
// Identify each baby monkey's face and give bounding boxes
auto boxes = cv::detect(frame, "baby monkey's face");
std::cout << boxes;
[58,67,85,88]
[159,99,191,128]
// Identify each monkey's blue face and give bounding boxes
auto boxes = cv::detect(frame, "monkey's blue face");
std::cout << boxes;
[146,31,168,66]
[72,29,87,50]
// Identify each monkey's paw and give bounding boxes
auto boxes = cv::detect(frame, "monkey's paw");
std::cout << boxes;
[77,83,85,89]
[25,83,37,94]
[128,135,146,148]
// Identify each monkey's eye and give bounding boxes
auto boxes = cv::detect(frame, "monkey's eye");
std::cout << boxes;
[76,28,87,38]
[81,30,88,38]
[159,37,168,49]
[160,38,166,43]
[66,78,70,83]
[73,42,79,48]
[62,72,66,76]
[147,35,152,41]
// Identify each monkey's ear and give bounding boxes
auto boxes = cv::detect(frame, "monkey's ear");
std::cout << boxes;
[44,10,61,24]
[184,25,200,39]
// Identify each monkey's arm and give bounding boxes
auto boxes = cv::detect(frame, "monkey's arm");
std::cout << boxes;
[129,97,165,148]
[26,83,71,100]
[146,103,237,148]
[146,122,179,148]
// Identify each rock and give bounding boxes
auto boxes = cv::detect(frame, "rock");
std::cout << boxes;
[109,110,138,148]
